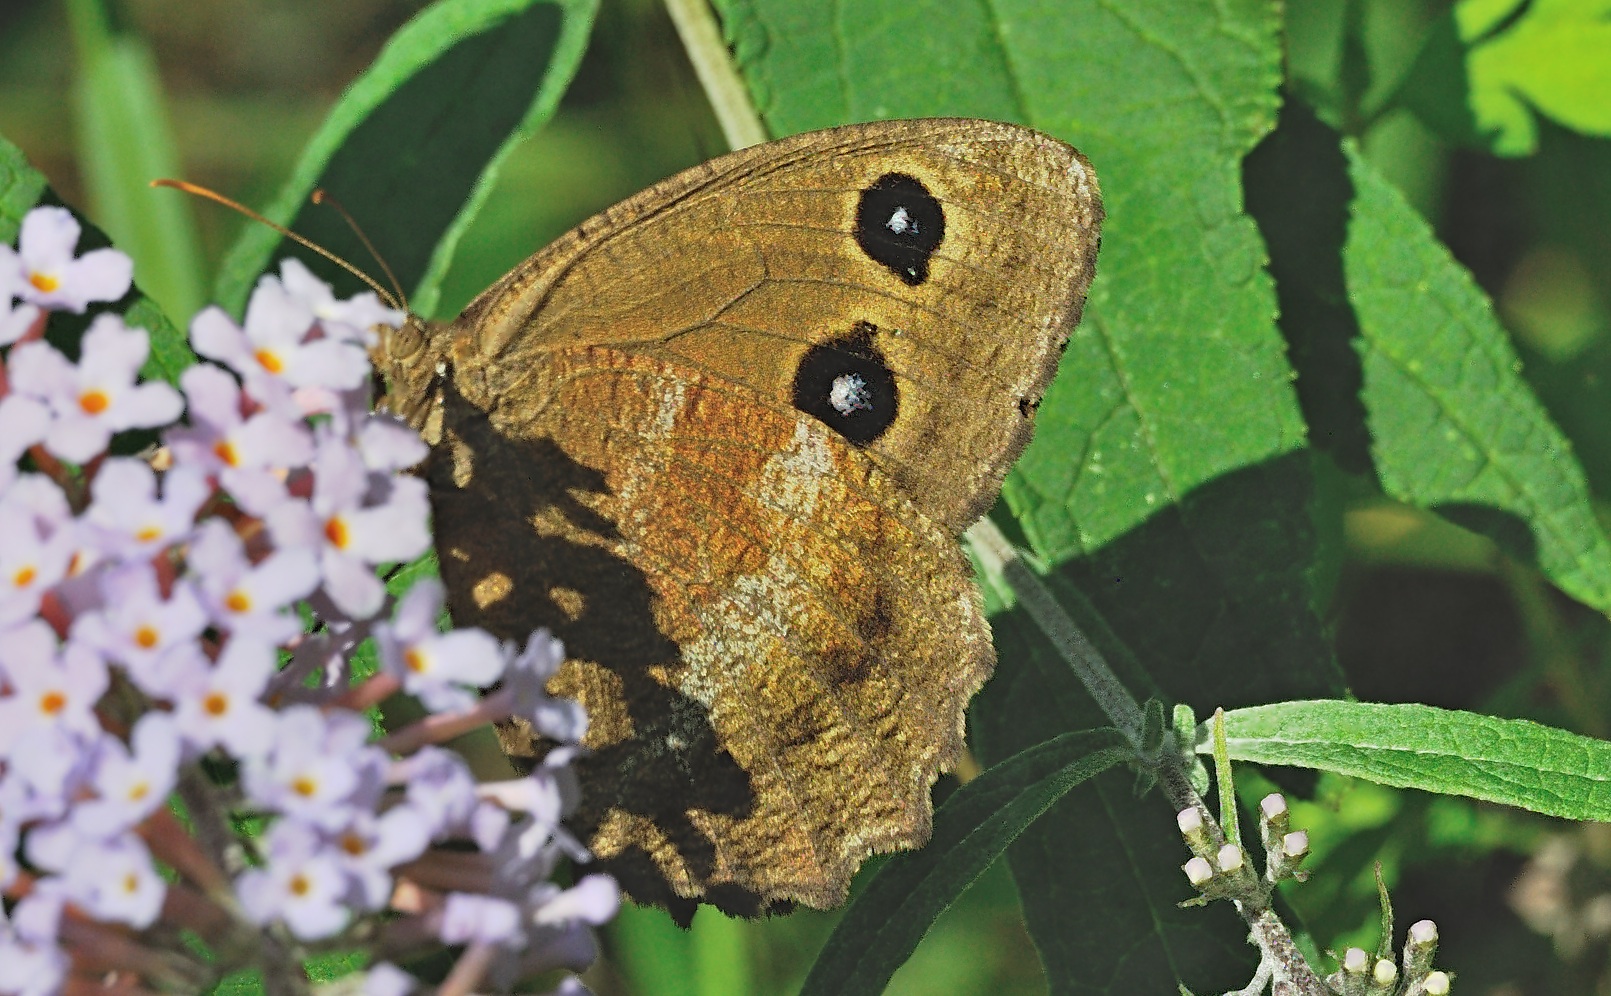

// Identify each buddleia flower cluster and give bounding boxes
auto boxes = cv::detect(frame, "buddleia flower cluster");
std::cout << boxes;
[0,206,616,995]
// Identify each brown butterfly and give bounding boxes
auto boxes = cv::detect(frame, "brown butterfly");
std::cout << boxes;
[380,117,1102,919]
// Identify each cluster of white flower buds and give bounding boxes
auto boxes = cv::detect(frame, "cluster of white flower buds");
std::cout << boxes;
[1177,792,1309,904]
[1327,919,1450,995]
[0,207,614,995]
[1177,788,1450,994]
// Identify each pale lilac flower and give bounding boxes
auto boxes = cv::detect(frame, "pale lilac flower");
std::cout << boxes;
[0,298,41,347]
[327,806,431,910]
[278,257,403,345]
[504,629,586,744]
[166,362,313,480]
[0,925,66,996]
[361,963,417,996]
[266,433,430,619]
[7,314,182,462]
[237,821,351,940]
[58,832,166,928]
[187,519,319,643]
[530,875,618,929]
[71,565,208,675]
[470,798,514,854]
[71,713,180,835]
[438,892,521,945]
[82,458,209,560]
[0,620,109,752]
[0,475,76,628]
[375,579,503,712]
[0,395,49,489]
[0,726,84,825]
[166,637,278,757]
[394,746,479,835]
[244,706,384,829]
[0,241,19,302]
[478,768,570,833]
[4,206,132,312]
[0,820,17,891]
[0,890,67,996]
[191,270,368,392]
[355,412,428,472]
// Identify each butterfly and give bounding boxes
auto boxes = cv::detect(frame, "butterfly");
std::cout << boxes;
[379,117,1102,918]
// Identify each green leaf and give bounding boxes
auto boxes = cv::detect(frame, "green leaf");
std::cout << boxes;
[799,730,1130,996]
[972,596,1261,993]
[711,2,1343,989]
[1214,700,1611,822]
[1398,0,1611,156]
[0,133,48,244]
[67,0,207,323]
[1462,0,1611,155]
[718,0,1309,559]
[1342,141,1611,612]
[212,0,599,319]
[0,130,190,385]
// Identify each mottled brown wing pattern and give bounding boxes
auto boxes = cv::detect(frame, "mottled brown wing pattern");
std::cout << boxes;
[425,349,991,913]
[447,118,1101,531]
[383,118,1102,917]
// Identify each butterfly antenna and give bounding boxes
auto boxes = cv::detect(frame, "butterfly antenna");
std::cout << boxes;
[150,179,404,312]
[310,188,409,315]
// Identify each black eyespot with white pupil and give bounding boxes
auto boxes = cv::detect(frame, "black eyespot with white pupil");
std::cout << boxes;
[792,323,898,447]
[855,173,944,286]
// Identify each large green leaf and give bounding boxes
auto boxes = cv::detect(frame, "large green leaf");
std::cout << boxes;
[799,730,1130,996]
[212,0,599,320]
[1343,142,1611,612]
[0,132,47,245]
[719,0,1307,558]
[1215,700,1611,822]
[0,131,189,385]
[709,1,1340,989]
[1402,0,1611,156]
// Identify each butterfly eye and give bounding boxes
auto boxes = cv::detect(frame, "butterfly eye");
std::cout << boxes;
[791,322,899,446]
[855,173,945,285]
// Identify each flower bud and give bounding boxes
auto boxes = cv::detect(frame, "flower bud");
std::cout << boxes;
[1367,957,1398,994]
[1403,918,1439,978]
[1176,806,1213,859]
[1282,830,1309,859]
[1183,856,1214,887]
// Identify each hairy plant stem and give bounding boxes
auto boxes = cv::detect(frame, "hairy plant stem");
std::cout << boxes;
[663,0,769,150]
[973,519,1330,995]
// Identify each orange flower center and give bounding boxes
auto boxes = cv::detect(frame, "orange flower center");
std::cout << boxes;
[133,625,160,649]
[203,691,228,717]
[29,271,59,293]
[214,439,240,467]
[79,389,110,415]
[324,516,349,549]
[11,565,36,588]
[255,349,285,374]
[225,590,252,613]
[39,691,67,715]
[291,776,317,798]
[404,648,427,674]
